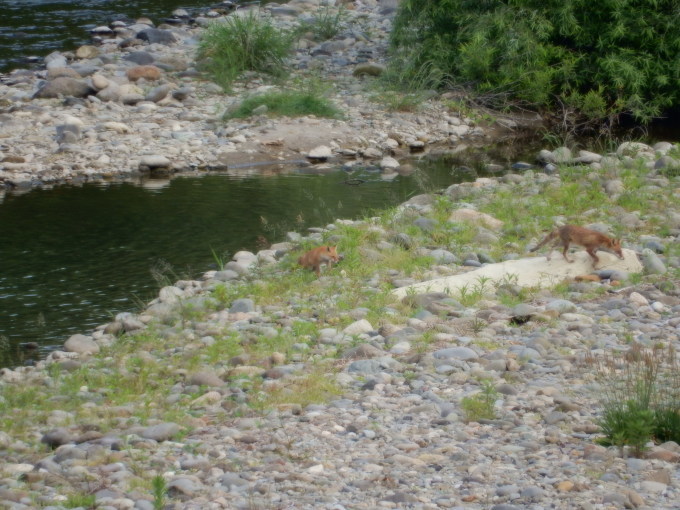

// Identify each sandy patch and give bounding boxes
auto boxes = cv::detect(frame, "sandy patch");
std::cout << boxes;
[392,248,642,299]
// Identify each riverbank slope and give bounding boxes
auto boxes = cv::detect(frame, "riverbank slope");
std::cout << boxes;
[1,145,680,507]
[0,0,526,193]
[1,1,680,509]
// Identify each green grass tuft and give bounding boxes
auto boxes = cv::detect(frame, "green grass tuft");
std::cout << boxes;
[197,11,294,90]
[224,88,342,120]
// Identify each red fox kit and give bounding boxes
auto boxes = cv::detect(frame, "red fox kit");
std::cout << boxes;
[298,245,340,276]
[530,225,624,267]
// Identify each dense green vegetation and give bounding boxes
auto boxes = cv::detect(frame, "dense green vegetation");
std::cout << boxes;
[390,0,680,124]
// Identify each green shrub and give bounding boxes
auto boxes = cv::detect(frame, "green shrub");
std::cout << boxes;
[599,400,655,457]
[197,11,294,90]
[390,0,680,122]
[591,345,680,456]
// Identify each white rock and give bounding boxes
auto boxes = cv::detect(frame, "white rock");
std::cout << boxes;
[307,145,333,160]
[91,74,109,91]
[101,122,131,134]
[307,464,324,474]
[343,319,374,336]
[629,291,649,307]
[449,208,503,231]
[379,156,400,170]
[62,115,84,127]
[140,155,171,168]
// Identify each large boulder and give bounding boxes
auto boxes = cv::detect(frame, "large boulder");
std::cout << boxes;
[63,334,100,355]
[136,28,179,45]
[33,77,94,99]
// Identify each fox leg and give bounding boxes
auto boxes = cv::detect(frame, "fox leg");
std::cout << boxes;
[546,238,562,261]
[562,241,574,263]
[587,248,600,267]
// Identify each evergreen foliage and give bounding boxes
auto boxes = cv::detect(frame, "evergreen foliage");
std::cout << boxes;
[390,0,680,122]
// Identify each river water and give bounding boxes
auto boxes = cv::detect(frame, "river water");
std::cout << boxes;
[0,0,213,73]
[0,150,533,369]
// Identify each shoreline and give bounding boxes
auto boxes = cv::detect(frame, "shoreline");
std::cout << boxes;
[1,144,679,507]
[0,0,528,194]
[1,2,679,507]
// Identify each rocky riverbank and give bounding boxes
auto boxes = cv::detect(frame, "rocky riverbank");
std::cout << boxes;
[1,138,680,508]
[1,1,680,509]
[0,0,513,194]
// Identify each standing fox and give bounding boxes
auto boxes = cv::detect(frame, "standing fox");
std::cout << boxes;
[530,225,624,267]
[298,245,340,276]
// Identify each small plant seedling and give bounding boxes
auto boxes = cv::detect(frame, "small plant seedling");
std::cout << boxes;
[461,379,499,422]
[152,474,168,510]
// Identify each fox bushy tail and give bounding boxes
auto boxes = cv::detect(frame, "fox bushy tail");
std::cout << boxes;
[529,229,558,252]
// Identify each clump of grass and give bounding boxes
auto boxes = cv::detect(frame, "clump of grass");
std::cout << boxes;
[588,344,680,457]
[151,475,168,510]
[224,87,342,120]
[457,276,493,307]
[64,493,96,509]
[371,90,426,112]
[461,379,499,422]
[297,4,350,41]
[197,11,294,90]
[210,247,229,271]
[251,364,343,410]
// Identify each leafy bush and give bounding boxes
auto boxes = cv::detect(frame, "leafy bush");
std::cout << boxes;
[390,0,680,122]
[197,11,294,90]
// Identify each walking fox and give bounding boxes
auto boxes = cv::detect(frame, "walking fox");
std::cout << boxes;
[298,245,340,276]
[530,225,624,267]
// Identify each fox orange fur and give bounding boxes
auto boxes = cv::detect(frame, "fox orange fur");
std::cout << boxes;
[530,225,624,267]
[298,245,340,276]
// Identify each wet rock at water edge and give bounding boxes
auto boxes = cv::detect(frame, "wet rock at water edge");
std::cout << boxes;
[139,155,173,174]
[307,145,333,162]
[136,28,179,45]
[63,334,100,355]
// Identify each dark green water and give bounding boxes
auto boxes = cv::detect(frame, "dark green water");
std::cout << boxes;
[0,0,213,73]
[0,159,499,369]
